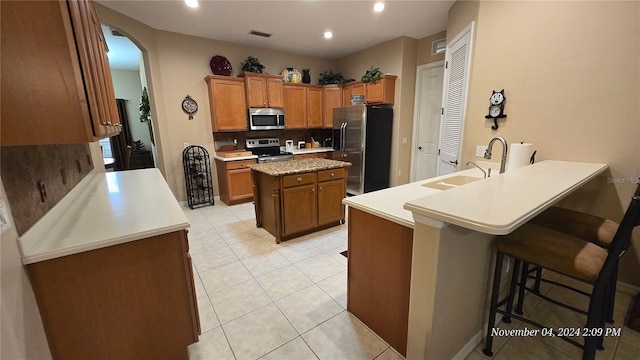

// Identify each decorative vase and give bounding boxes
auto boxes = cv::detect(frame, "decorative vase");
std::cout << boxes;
[302,69,311,84]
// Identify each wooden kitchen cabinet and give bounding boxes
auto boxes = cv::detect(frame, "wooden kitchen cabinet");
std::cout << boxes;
[342,81,366,106]
[1,0,120,146]
[282,173,318,235]
[205,75,248,131]
[283,84,308,129]
[366,75,397,104]
[317,169,346,226]
[27,230,200,359]
[307,86,324,128]
[240,72,284,108]
[215,158,256,205]
[293,152,330,160]
[323,85,342,128]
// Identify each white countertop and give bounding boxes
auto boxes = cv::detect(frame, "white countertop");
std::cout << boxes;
[404,160,607,235]
[343,168,487,229]
[18,169,190,264]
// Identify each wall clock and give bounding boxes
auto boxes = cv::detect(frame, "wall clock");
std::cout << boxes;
[484,89,507,130]
[182,95,198,120]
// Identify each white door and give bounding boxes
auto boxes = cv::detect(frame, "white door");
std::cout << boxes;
[411,62,444,182]
[437,22,475,176]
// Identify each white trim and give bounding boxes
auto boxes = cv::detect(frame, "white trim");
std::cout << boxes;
[410,60,445,182]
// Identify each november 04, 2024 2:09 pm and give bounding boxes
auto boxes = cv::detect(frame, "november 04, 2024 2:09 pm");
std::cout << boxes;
[490,327,622,338]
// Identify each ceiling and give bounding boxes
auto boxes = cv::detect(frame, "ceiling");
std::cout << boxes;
[99,0,454,70]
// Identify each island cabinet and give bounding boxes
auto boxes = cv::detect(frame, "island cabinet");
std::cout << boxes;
[293,152,330,160]
[347,208,413,357]
[1,0,121,146]
[27,229,200,360]
[204,75,248,131]
[240,72,284,108]
[249,159,350,242]
[215,158,256,205]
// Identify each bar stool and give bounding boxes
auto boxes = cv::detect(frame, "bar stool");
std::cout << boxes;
[483,184,640,360]
[518,207,619,322]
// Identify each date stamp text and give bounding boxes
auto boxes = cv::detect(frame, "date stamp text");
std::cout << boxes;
[491,327,621,337]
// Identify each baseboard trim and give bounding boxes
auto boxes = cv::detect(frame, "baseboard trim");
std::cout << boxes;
[617,281,640,296]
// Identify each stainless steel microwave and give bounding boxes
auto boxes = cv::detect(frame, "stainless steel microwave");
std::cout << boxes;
[248,108,285,130]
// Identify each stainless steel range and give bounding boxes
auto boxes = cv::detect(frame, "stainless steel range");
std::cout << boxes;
[246,138,294,163]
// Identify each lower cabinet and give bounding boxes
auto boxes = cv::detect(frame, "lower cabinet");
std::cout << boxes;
[26,230,200,360]
[253,167,346,242]
[215,158,256,205]
[293,152,330,160]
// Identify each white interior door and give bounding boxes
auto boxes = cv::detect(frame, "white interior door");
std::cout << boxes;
[437,22,474,176]
[411,62,444,182]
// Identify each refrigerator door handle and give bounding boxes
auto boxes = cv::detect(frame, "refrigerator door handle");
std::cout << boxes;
[341,123,346,151]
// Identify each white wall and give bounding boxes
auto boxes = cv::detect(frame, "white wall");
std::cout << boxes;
[0,181,51,359]
[111,69,151,150]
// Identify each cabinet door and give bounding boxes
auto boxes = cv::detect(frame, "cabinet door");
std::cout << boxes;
[351,82,366,98]
[342,84,352,106]
[246,76,267,107]
[266,78,284,108]
[366,75,396,104]
[206,76,247,131]
[318,179,345,226]
[307,87,324,128]
[282,184,317,235]
[323,86,341,128]
[227,168,254,202]
[283,85,307,129]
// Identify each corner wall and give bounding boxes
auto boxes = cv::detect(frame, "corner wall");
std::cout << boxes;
[452,1,640,286]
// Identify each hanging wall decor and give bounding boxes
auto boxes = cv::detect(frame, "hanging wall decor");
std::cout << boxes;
[181,95,198,120]
[484,89,507,130]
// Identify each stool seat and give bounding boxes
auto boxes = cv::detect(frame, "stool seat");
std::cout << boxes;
[529,207,618,247]
[497,224,607,283]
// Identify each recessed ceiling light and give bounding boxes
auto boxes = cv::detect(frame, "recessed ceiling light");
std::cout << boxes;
[324,31,333,39]
[373,2,385,12]
[185,0,198,8]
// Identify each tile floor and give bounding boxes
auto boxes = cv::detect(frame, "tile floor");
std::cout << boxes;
[184,201,640,360]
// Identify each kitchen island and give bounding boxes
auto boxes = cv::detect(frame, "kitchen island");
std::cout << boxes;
[343,160,607,359]
[18,169,199,359]
[248,158,350,243]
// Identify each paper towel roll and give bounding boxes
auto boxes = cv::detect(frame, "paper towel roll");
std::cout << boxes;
[507,143,534,171]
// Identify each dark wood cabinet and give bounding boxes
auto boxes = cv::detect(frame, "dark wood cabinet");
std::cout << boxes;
[1,0,120,146]
[317,170,346,226]
[283,183,318,235]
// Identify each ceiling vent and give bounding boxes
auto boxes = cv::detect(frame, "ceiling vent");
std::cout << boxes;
[110,28,126,37]
[249,30,272,38]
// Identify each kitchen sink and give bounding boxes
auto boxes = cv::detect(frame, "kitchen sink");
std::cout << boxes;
[421,175,483,191]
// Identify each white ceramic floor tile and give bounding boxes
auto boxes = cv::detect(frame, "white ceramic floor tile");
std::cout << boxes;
[256,265,314,301]
[193,270,207,299]
[316,270,348,308]
[188,233,227,255]
[260,337,319,360]
[209,279,272,324]
[199,260,253,294]
[187,224,220,241]
[294,253,346,283]
[223,303,298,360]
[240,251,291,277]
[188,327,234,360]
[302,311,388,360]
[325,246,348,266]
[229,237,277,259]
[196,296,220,332]
[375,347,403,360]
[306,232,347,252]
[275,240,324,263]
[191,245,238,272]
[493,335,574,360]
[276,284,344,334]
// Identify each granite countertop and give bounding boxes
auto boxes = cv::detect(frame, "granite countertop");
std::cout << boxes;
[247,158,351,176]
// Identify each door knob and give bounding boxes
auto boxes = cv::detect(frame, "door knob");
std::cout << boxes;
[449,160,459,165]
[418,146,423,150]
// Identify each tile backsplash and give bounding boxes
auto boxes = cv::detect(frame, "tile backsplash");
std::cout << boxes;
[213,129,332,150]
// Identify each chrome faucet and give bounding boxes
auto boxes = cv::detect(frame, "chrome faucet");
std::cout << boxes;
[466,161,488,178]
[484,137,508,174]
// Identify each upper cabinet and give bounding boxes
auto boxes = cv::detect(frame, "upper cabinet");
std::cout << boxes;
[366,75,397,105]
[322,85,342,128]
[240,72,284,108]
[283,84,307,129]
[1,0,121,146]
[204,75,248,132]
[306,86,324,129]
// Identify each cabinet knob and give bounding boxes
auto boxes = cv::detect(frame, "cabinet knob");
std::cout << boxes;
[330,173,335,177]
[297,177,302,182]
[311,188,315,193]
[319,186,323,191]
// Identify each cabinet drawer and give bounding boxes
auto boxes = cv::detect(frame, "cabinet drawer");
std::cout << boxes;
[225,159,256,170]
[318,168,345,182]
[282,172,317,188]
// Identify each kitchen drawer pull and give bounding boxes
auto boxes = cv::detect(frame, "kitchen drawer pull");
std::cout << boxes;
[311,188,315,193]
[330,173,335,177]
[297,177,302,182]
[319,186,323,191]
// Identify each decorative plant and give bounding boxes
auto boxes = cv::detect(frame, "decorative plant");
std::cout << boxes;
[361,66,383,83]
[139,87,151,123]
[240,56,265,73]
[318,70,347,85]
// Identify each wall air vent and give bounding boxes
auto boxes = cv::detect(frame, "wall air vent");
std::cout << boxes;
[110,28,126,37]
[249,30,272,38]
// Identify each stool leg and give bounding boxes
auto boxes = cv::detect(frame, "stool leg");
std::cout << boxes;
[606,267,618,324]
[503,258,520,323]
[516,262,529,315]
[533,266,542,293]
[483,252,505,357]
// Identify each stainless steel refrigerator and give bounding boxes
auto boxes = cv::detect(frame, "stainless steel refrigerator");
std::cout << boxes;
[333,105,393,195]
